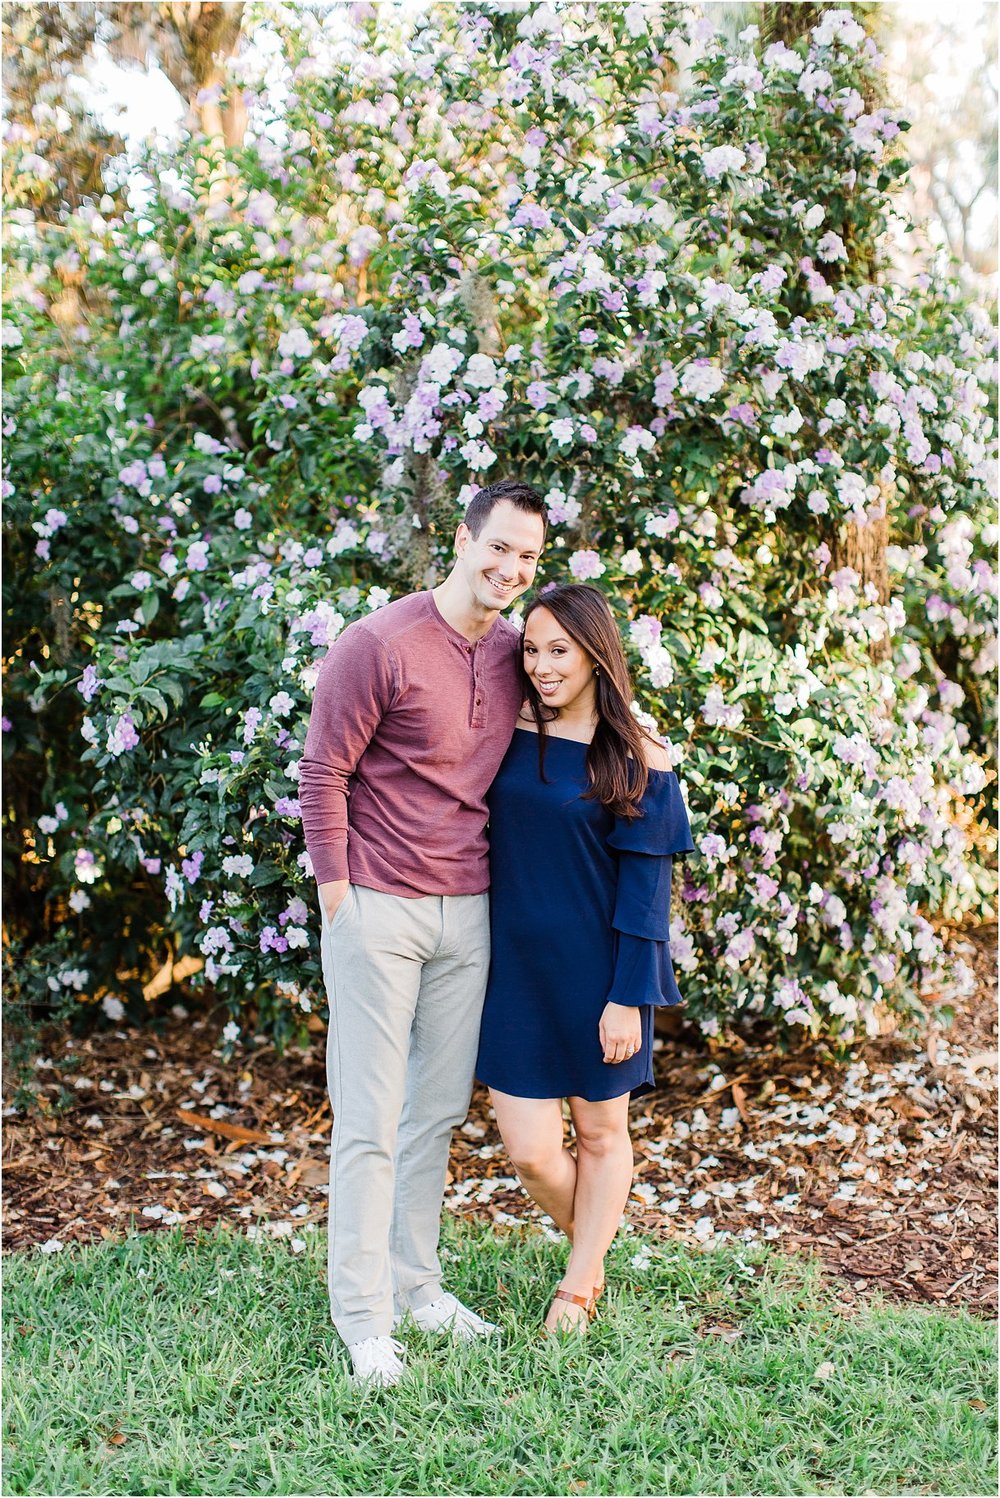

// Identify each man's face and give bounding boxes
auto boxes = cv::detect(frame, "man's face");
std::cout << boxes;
[454,499,545,613]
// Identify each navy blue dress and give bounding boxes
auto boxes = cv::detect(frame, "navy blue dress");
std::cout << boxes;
[476,729,694,1102]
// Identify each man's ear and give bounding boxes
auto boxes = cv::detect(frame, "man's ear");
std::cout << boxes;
[455,521,471,555]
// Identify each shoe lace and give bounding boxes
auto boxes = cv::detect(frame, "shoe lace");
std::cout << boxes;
[357,1336,404,1368]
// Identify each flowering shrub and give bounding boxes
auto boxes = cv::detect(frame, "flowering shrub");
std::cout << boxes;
[4,3,995,1050]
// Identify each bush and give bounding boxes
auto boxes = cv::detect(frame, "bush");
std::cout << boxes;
[3,4,996,1051]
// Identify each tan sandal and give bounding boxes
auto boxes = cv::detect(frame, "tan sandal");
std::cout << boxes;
[590,1281,605,1320]
[544,1287,593,1335]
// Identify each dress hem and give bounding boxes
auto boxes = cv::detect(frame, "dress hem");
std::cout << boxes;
[476,1070,654,1104]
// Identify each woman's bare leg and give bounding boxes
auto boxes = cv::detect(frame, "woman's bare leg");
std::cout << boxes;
[489,1089,577,1238]
[544,1092,633,1331]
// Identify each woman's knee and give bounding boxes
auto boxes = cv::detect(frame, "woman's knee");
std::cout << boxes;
[490,1092,565,1178]
[571,1100,631,1158]
[511,1138,565,1174]
[503,1131,564,1179]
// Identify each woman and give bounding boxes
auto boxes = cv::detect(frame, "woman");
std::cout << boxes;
[476,583,693,1333]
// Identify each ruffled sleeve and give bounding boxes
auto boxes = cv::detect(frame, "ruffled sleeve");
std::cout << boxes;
[605,770,694,1009]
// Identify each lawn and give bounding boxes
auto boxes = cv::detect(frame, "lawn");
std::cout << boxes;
[3,1220,995,1497]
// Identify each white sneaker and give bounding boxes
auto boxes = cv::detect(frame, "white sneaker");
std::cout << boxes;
[399,1292,498,1340]
[348,1335,406,1387]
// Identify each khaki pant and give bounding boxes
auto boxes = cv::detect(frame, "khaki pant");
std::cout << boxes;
[319,883,490,1344]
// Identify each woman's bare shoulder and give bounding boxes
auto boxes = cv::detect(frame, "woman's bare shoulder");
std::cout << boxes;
[641,735,672,772]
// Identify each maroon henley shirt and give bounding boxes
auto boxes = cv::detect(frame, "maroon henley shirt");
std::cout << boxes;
[299,591,522,897]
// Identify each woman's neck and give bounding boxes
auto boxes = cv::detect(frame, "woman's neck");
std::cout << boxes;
[547,704,598,741]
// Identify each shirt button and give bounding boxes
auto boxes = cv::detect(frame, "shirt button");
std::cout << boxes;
[476,697,482,705]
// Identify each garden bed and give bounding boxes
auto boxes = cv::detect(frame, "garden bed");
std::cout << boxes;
[4,925,995,1315]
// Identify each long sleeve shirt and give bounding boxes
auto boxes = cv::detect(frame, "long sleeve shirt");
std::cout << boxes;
[299,591,522,896]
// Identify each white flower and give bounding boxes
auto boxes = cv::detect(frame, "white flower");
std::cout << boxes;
[644,643,674,689]
[277,327,313,359]
[222,854,254,879]
[813,11,865,49]
[419,342,464,385]
[222,1021,240,1045]
[771,407,803,437]
[101,994,125,1021]
[68,889,91,913]
[702,146,747,180]
[459,440,496,472]
[464,353,500,389]
[763,41,804,73]
[234,508,253,530]
[817,231,847,263]
[623,3,648,38]
[269,692,295,717]
[284,925,309,950]
[681,364,724,401]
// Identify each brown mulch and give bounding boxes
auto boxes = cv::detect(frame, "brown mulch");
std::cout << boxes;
[4,924,996,1316]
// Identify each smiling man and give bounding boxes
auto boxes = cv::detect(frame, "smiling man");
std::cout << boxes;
[300,478,547,1386]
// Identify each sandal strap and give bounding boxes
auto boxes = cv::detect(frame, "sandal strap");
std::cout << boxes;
[553,1289,592,1311]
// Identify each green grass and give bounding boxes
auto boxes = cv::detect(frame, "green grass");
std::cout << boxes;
[3,1221,996,1497]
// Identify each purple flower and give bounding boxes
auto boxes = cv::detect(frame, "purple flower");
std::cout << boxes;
[245,189,277,229]
[242,708,263,746]
[203,474,223,495]
[78,665,104,703]
[569,550,606,582]
[525,381,552,410]
[106,712,140,757]
[273,797,302,819]
[118,460,148,489]
[512,202,552,231]
[181,850,204,885]
[259,925,289,954]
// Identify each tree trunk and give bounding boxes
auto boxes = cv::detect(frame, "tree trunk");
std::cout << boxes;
[106,1,246,152]
[831,483,892,664]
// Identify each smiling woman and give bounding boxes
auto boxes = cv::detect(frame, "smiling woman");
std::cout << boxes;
[477,583,693,1335]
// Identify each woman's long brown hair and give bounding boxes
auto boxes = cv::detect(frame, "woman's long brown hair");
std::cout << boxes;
[520,583,652,819]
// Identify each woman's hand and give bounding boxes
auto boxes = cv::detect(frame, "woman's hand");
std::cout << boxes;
[600,1001,642,1064]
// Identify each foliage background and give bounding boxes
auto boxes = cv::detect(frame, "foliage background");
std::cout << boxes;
[3,2,996,1055]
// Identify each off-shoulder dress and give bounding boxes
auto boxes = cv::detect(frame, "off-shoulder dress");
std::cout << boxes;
[476,728,694,1102]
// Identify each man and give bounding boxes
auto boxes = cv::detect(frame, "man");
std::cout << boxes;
[299,478,547,1386]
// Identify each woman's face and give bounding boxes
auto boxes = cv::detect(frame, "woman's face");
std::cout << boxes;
[523,606,597,716]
